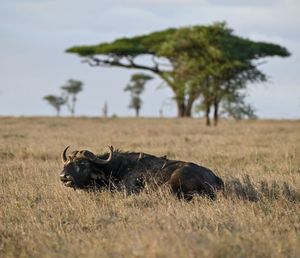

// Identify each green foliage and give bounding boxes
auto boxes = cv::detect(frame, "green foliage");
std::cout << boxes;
[61,79,83,95]
[67,22,289,60]
[43,95,66,116]
[66,29,176,57]
[221,92,258,120]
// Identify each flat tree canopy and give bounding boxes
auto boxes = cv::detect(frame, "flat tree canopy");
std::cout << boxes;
[67,25,288,60]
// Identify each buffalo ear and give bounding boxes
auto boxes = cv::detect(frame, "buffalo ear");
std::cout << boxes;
[69,150,79,160]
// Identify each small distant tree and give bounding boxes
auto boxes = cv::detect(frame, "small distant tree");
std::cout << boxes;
[43,95,66,116]
[61,79,83,116]
[159,108,163,117]
[124,73,153,117]
[102,101,108,118]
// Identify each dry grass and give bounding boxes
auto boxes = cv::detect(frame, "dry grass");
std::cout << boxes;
[1,117,300,258]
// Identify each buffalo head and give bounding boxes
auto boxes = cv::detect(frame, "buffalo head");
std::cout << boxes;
[59,145,113,189]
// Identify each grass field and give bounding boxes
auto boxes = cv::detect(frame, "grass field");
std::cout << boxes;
[1,117,300,258]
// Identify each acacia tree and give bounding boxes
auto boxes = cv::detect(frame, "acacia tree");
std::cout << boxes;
[43,95,66,116]
[66,23,290,120]
[124,73,153,117]
[61,79,83,116]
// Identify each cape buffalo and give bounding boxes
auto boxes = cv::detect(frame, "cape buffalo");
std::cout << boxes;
[60,146,224,200]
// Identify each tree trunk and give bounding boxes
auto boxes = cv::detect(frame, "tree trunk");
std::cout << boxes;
[159,75,191,118]
[176,94,196,118]
[213,98,219,126]
[176,101,186,117]
[135,108,140,117]
[205,102,211,126]
[184,106,192,117]
[57,107,60,117]
[71,95,76,117]
[185,93,198,117]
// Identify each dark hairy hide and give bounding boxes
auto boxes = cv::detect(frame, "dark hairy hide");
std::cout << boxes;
[60,147,224,200]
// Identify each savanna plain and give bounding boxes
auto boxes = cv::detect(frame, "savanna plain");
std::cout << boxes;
[1,117,300,258]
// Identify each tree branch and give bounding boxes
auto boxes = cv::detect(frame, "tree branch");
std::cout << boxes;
[82,56,164,74]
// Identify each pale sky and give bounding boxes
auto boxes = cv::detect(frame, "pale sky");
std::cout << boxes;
[0,0,299,118]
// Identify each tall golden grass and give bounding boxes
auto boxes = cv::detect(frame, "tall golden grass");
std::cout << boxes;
[1,117,300,258]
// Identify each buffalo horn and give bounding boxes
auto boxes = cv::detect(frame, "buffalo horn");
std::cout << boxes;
[61,145,70,163]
